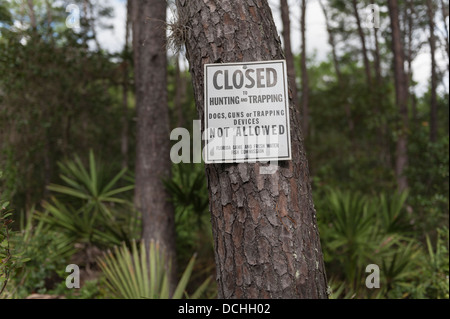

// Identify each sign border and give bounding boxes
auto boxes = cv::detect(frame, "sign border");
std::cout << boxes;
[204,60,292,164]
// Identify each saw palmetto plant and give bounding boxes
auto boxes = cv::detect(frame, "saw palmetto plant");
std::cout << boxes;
[37,151,137,247]
[98,240,211,299]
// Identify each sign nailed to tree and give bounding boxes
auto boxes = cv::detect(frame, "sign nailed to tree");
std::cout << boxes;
[204,60,292,164]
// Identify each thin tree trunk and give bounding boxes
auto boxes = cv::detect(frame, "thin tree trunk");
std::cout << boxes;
[440,0,449,70]
[82,0,100,49]
[121,0,131,169]
[371,6,389,167]
[280,0,299,115]
[45,0,54,44]
[405,0,417,126]
[46,0,52,27]
[88,0,101,50]
[352,0,372,86]
[132,0,177,288]
[373,30,382,84]
[411,94,418,125]
[27,0,37,30]
[426,0,438,142]
[83,0,88,30]
[317,0,342,81]
[43,133,52,198]
[63,115,71,156]
[319,0,355,136]
[300,0,309,138]
[388,0,409,192]
[372,0,382,85]
[177,0,328,299]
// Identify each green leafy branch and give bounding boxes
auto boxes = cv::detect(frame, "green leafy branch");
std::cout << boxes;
[0,200,30,297]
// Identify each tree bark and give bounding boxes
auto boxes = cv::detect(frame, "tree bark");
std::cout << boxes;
[177,0,328,299]
[121,0,131,169]
[351,0,372,86]
[388,0,409,192]
[426,0,438,143]
[371,0,382,85]
[405,0,417,126]
[440,0,449,70]
[300,0,310,138]
[132,0,177,285]
[280,0,299,117]
[371,0,390,167]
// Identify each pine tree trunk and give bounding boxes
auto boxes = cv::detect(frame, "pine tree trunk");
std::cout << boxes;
[121,0,131,169]
[87,0,101,50]
[371,0,389,168]
[132,0,177,286]
[27,0,37,30]
[372,0,382,85]
[319,0,355,137]
[352,0,372,86]
[440,0,449,71]
[45,0,52,29]
[280,0,299,113]
[426,0,438,143]
[388,0,409,192]
[405,0,417,126]
[176,0,328,299]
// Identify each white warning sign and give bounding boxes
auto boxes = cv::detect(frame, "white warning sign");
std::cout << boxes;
[204,60,292,164]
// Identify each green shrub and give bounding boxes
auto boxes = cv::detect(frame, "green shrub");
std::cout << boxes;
[0,197,30,298]
[8,209,74,298]
[164,163,215,291]
[50,279,106,299]
[407,133,449,234]
[318,188,417,297]
[410,227,449,299]
[37,151,139,248]
[98,240,212,299]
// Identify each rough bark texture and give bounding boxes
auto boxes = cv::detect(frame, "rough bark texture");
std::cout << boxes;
[426,0,438,143]
[300,0,309,138]
[280,0,299,116]
[132,0,177,283]
[177,0,328,299]
[388,0,409,192]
